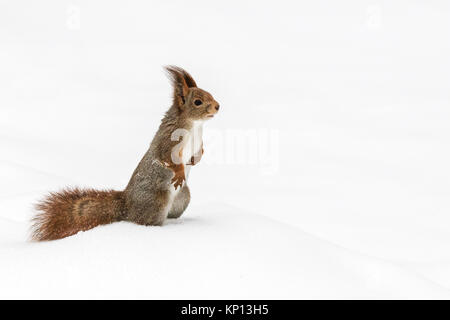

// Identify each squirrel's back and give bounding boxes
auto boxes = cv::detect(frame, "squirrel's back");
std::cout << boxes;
[31,188,125,241]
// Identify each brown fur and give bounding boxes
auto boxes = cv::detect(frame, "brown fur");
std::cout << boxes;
[169,163,186,190]
[31,188,125,241]
[30,66,219,241]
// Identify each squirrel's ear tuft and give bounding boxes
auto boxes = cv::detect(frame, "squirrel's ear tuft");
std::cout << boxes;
[164,66,197,109]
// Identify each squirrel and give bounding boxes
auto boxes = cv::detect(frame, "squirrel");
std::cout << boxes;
[31,66,220,241]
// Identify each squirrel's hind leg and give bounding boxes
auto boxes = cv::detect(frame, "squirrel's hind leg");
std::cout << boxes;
[124,159,176,226]
[167,185,190,219]
[125,189,172,226]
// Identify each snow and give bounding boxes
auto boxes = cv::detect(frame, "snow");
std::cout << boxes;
[1,205,448,299]
[1,0,450,298]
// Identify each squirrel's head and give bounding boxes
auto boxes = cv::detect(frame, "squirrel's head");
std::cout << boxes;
[165,66,220,121]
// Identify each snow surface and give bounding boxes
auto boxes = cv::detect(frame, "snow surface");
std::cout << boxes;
[1,0,450,298]
[1,205,449,299]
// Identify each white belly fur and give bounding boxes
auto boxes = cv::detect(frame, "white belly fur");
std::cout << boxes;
[168,121,203,204]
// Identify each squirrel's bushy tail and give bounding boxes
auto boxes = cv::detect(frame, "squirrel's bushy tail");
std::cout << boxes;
[31,188,126,241]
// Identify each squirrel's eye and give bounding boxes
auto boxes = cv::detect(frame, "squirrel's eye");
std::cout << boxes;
[194,99,203,106]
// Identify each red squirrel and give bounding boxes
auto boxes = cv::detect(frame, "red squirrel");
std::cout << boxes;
[31,66,220,241]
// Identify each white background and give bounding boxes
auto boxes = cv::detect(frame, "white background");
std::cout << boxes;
[0,0,449,298]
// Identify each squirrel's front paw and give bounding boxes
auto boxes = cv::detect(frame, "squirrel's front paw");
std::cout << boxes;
[171,173,185,190]
[188,147,204,166]
[188,155,200,166]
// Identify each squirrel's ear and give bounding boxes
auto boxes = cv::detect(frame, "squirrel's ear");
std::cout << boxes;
[165,66,197,109]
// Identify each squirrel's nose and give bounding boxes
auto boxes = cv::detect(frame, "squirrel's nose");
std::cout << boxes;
[215,104,220,111]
